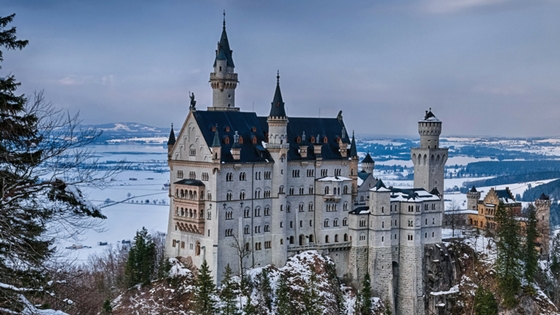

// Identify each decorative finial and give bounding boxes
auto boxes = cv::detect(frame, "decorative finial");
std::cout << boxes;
[223,10,226,29]
[171,123,173,129]
[276,70,280,85]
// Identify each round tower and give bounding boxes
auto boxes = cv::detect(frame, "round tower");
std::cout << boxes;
[535,193,551,258]
[361,152,374,174]
[209,14,239,111]
[410,109,448,195]
[466,186,481,211]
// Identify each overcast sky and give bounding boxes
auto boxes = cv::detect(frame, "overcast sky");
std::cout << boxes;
[2,0,560,137]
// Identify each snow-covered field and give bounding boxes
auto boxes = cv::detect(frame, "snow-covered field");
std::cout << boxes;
[55,145,170,263]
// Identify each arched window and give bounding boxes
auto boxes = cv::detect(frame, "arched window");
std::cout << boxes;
[343,217,348,226]
[325,235,329,243]
[244,225,250,234]
[195,242,201,255]
[343,185,348,194]
[344,234,348,242]
[334,218,339,227]
[325,186,330,195]
[335,234,339,242]
[324,219,329,227]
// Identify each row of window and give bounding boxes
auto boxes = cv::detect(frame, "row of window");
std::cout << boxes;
[324,186,349,195]
[226,171,272,182]
[176,170,209,181]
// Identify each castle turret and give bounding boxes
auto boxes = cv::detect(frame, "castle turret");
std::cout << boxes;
[209,13,239,111]
[361,152,374,174]
[410,109,448,195]
[535,193,551,258]
[167,123,176,156]
[349,132,359,198]
[266,72,289,267]
[211,129,221,162]
[467,186,481,211]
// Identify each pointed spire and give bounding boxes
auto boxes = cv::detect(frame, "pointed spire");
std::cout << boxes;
[213,11,234,68]
[167,123,176,146]
[362,152,373,164]
[350,131,357,157]
[269,71,286,117]
[212,128,221,147]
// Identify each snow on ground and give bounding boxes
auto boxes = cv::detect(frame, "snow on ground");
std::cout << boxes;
[53,145,170,264]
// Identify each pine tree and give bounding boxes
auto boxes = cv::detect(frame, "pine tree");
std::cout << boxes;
[474,286,498,315]
[524,204,539,284]
[495,201,522,308]
[303,269,320,315]
[360,272,373,315]
[124,227,156,287]
[0,14,107,312]
[275,274,291,315]
[257,268,273,313]
[219,264,239,315]
[194,260,217,315]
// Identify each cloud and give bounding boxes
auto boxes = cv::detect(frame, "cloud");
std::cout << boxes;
[58,75,87,86]
[421,0,510,14]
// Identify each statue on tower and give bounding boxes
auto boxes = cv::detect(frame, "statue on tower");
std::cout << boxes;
[189,92,196,110]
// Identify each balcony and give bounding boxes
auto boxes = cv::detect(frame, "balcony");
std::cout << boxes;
[287,241,351,253]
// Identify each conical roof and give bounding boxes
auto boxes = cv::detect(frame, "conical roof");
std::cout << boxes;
[213,16,235,68]
[167,124,176,146]
[269,72,286,117]
[212,129,221,147]
[350,131,357,157]
[362,152,373,164]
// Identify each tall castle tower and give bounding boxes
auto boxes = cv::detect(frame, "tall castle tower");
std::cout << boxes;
[535,193,551,258]
[209,14,239,111]
[267,72,290,267]
[411,109,448,195]
[467,186,481,211]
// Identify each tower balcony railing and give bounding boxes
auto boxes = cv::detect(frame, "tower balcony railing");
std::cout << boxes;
[323,194,341,202]
[287,241,351,253]
[210,73,238,81]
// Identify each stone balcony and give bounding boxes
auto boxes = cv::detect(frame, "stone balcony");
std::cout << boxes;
[287,241,351,253]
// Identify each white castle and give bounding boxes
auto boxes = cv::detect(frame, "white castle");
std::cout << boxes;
[165,18,448,315]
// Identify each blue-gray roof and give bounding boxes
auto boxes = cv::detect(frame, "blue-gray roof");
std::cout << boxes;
[269,73,286,117]
[213,25,235,68]
[362,152,373,164]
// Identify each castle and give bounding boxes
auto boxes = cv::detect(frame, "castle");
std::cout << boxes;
[165,18,448,315]
[466,187,551,257]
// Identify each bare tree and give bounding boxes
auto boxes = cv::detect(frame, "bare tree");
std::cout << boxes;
[444,200,463,238]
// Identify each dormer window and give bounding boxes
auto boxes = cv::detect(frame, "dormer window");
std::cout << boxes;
[251,126,257,132]
[310,136,315,143]
[238,136,243,144]
[252,136,257,145]
[323,136,328,144]
[225,126,230,132]
[296,136,301,144]
[211,125,217,132]
[224,136,230,144]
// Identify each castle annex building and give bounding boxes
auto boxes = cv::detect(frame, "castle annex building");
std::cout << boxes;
[165,19,448,315]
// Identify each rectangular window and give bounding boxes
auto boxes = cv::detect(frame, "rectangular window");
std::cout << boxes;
[189,171,196,179]
[307,169,315,177]
[177,170,184,179]
[321,169,328,177]
[202,172,209,181]
[264,241,271,249]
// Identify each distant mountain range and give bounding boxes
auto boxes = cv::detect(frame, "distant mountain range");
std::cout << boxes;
[82,122,169,144]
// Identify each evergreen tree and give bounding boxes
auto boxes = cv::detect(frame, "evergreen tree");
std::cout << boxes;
[474,286,498,315]
[524,204,539,284]
[303,269,320,315]
[495,201,522,308]
[257,268,273,313]
[0,14,107,313]
[360,272,373,315]
[102,299,113,314]
[219,264,239,315]
[275,274,291,315]
[194,260,217,315]
[124,227,156,287]
[243,293,256,315]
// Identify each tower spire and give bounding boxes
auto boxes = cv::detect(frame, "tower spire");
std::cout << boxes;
[223,10,226,29]
[269,71,286,117]
[350,131,357,158]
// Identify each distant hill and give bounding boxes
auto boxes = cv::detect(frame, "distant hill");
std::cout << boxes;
[82,122,170,144]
